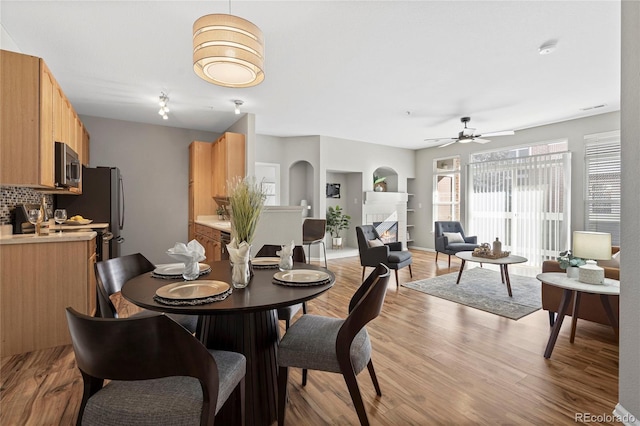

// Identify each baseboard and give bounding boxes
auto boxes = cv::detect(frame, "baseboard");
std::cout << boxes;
[614,403,640,426]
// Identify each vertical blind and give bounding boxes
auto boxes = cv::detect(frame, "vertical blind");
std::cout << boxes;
[467,152,572,269]
[584,134,621,245]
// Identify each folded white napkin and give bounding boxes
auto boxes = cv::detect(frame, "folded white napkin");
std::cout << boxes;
[276,240,295,259]
[226,237,251,264]
[167,239,206,264]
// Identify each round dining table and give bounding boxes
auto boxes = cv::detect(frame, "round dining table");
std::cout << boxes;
[122,260,335,426]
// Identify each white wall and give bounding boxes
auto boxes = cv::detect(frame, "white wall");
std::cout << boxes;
[618,0,640,422]
[414,111,620,250]
[80,115,219,264]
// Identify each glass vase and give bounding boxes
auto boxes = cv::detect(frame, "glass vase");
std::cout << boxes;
[231,259,251,288]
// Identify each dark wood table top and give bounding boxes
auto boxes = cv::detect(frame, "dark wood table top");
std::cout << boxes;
[122,260,335,315]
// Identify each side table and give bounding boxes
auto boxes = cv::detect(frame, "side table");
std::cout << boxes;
[536,272,620,359]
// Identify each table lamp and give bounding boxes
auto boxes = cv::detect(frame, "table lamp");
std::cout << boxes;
[572,231,611,284]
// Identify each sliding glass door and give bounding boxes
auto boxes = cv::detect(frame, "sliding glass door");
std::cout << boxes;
[467,151,571,269]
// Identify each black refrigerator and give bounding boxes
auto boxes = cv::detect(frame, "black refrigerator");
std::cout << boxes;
[56,166,124,259]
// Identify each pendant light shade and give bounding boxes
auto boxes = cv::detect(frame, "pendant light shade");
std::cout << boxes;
[193,14,265,88]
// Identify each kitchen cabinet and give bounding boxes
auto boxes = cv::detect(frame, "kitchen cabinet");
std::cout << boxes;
[194,223,229,263]
[188,141,217,241]
[0,50,89,190]
[211,132,245,198]
[0,234,97,356]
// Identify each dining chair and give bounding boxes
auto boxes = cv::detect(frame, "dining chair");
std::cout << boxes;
[65,307,246,426]
[277,264,391,426]
[302,218,327,268]
[355,225,412,286]
[95,253,199,333]
[255,244,308,329]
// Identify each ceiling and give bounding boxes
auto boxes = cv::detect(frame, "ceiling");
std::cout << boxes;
[0,1,621,150]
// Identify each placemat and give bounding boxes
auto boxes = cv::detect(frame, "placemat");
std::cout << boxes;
[153,288,232,305]
[272,277,333,287]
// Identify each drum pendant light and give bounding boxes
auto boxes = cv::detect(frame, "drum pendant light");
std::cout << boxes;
[193,13,265,88]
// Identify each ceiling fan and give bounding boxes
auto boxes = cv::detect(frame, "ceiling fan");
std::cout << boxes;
[424,117,515,147]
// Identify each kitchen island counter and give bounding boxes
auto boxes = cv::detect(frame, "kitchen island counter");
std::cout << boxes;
[0,231,97,245]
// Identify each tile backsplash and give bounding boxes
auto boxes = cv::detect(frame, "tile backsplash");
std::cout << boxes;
[1,186,53,226]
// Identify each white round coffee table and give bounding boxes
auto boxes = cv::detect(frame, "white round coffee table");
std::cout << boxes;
[455,251,528,297]
[536,272,620,359]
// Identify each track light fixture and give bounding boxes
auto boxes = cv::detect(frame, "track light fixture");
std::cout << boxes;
[158,93,170,120]
[234,99,244,115]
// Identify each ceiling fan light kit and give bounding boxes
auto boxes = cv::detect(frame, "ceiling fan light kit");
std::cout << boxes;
[424,116,515,147]
[193,14,265,88]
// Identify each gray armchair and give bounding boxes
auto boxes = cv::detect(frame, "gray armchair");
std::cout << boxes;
[356,225,412,286]
[434,221,480,268]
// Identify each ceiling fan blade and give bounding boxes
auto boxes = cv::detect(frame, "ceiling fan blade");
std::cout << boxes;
[438,140,458,148]
[478,130,515,137]
[473,138,491,144]
[424,137,455,142]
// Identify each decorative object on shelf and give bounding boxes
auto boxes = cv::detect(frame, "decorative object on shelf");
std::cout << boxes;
[226,177,267,288]
[300,199,311,217]
[572,231,612,284]
[158,93,169,120]
[556,249,585,278]
[326,205,351,249]
[216,206,227,220]
[472,242,510,259]
[373,175,387,192]
[192,11,265,88]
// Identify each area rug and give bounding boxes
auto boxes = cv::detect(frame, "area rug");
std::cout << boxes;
[401,267,542,320]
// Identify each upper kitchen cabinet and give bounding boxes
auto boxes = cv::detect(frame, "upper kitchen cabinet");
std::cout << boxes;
[1,50,89,189]
[211,132,245,198]
[189,141,217,241]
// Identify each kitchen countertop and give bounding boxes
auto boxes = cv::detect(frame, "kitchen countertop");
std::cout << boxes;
[195,216,232,233]
[0,231,98,245]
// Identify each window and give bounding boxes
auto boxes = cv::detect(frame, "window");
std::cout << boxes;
[433,157,461,223]
[468,141,571,269]
[584,132,620,245]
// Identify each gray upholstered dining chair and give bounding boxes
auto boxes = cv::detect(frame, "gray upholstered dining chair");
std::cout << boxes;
[277,264,390,426]
[255,244,308,329]
[303,218,327,268]
[95,253,199,333]
[434,221,480,268]
[355,225,412,286]
[65,307,246,426]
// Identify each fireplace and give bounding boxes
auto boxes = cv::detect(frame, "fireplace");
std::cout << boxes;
[373,221,398,244]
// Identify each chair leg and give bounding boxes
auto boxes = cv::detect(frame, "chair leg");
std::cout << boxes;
[448,255,451,269]
[342,368,370,426]
[239,377,246,426]
[394,269,399,287]
[285,318,290,330]
[306,244,311,264]
[366,359,382,397]
[302,301,307,315]
[548,311,556,327]
[322,241,327,268]
[302,369,308,386]
[278,366,289,426]
[435,251,439,263]
[408,264,413,278]
[362,267,366,281]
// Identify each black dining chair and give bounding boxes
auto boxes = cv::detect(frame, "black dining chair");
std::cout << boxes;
[65,307,246,426]
[434,221,480,268]
[95,253,199,333]
[303,219,327,268]
[277,264,391,426]
[255,244,308,329]
[356,225,412,286]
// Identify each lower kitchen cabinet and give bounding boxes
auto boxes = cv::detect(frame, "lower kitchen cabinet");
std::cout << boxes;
[0,234,97,357]
[194,223,229,263]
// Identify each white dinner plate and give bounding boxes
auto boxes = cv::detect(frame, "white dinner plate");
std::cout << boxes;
[251,257,280,266]
[273,269,330,284]
[153,263,210,276]
[64,219,93,225]
[156,280,230,300]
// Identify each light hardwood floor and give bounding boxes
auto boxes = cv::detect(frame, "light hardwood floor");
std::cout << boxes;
[1,250,620,425]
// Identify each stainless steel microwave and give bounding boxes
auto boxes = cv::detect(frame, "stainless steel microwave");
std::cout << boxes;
[54,142,81,188]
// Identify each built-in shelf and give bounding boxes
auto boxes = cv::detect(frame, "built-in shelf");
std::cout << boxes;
[406,178,416,248]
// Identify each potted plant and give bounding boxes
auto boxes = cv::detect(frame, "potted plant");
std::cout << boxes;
[373,175,387,192]
[326,205,351,249]
[557,250,586,278]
